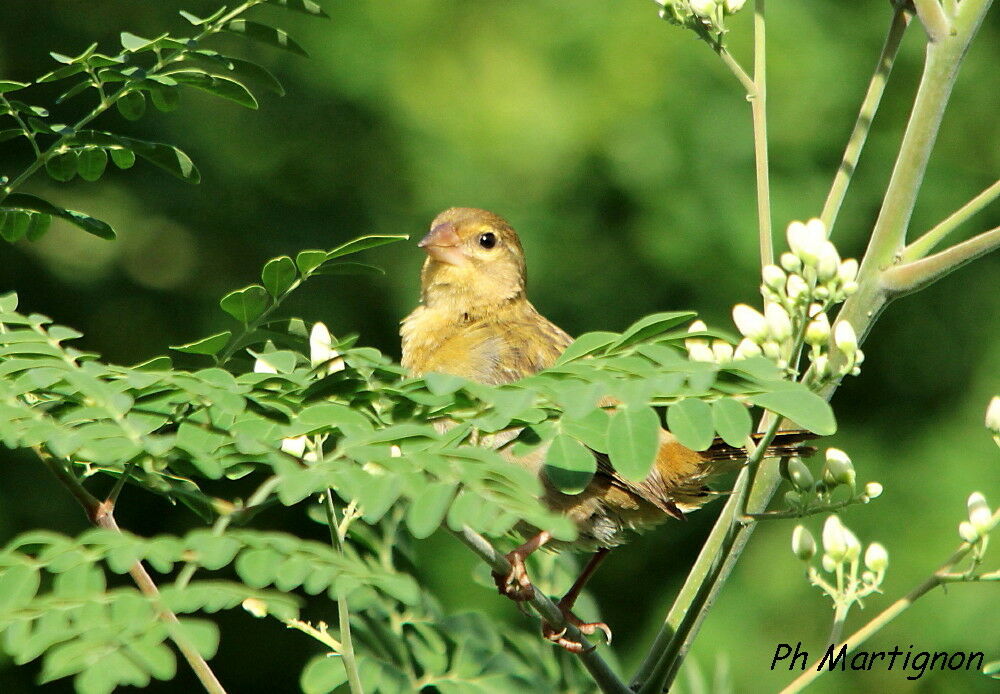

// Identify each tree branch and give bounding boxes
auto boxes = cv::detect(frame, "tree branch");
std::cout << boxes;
[821,4,912,233]
[450,527,631,694]
[911,0,952,42]
[901,178,1000,261]
[881,226,1000,297]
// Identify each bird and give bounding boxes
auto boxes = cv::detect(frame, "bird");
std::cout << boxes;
[401,207,812,652]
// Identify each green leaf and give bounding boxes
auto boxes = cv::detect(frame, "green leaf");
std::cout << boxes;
[296,249,327,275]
[174,619,220,659]
[301,656,348,694]
[261,256,297,297]
[554,331,618,365]
[55,80,91,104]
[36,63,86,84]
[149,85,180,112]
[0,80,29,93]
[217,56,285,96]
[606,311,698,352]
[312,262,385,277]
[109,147,136,169]
[170,70,258,109]
[0,128,27,143]
[2,193,115,239]
[712,398,752,447]
[607,406,661,482]
[0,211,30,242]
[561,408,610,452]
[76,147,108,181]
[45,151,78,182]
[120,32,154,52]
[224,20,309,57]
[170,331,232,356]
[406,482,456,539]
[424,372,466,395]
[72,131,199,183]
[266,0,330,18]
[667,398,715,451]
[544,433,596,494]
[116,91,146,120]
[983,660,1000,679]
[750,387,837,436]
[0,565,40,612]
[326,234,409,261]
[26,212,52,241]
[219,285,269,323]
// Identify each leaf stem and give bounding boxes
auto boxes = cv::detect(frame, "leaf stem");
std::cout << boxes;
[752,0,772,267]
[779,508,999,694]
[820,4,912,233]
[901,178,1000,261]
[324,489,365,694]
[451,526,631,694]
[881,226,1000,297]
[912,0,953,42]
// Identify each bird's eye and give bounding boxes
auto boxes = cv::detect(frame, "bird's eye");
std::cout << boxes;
[478,232,497,249]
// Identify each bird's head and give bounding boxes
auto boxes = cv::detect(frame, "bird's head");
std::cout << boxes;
[418,207,528,311]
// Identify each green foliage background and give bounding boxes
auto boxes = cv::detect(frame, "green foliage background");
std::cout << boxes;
[1,1,997,692]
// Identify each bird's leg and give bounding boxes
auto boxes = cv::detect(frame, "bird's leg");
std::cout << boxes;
[542,548,613,653]
[492,530,551,602]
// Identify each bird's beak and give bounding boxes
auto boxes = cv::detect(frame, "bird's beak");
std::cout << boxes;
[418,223,468,266]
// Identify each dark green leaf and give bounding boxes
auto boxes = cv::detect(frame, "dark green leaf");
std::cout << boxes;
[220,286,269,323]
[0,128,26,143]
[606,311,698,352]
[218,57,284,96]
[36,64,86,84]
[116,91,146,120]
[26,212,52,241]
[667,398,715,451]
[266,0,330,18]
[45,151,78,181]
[171,331,232,356]
[224,20,309,57]
[712,398,752,447]
[179,10,207,25]
[170,70,258,109]
[544,433,596,494]
[261,256,297,298]
[55,80,91,104]
[607,406,660,482]
[2,193,115,239]
[0,211,30,242]
[326,234,409,260]
[109,147,136,169]
[0,80,29,94]
[554,331,618,365]
[76,147,108,181]
[149,85,180,112]
[301,656,348,694]
[295,249,327,274]
[72,131,199,182]
[312,262,385,277]
[750,388,837,436]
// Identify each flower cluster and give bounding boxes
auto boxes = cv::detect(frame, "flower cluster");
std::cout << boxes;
[725,218,863,384]
[654,0,746,41]
[792,515,888,611]
[780,447,881,516]
[959,492,994,545]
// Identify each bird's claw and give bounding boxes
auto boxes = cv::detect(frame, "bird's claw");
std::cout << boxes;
[491,551,535,602]
[541,605,613,653]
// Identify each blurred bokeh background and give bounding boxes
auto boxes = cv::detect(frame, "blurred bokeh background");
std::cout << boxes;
[1,1,998,692]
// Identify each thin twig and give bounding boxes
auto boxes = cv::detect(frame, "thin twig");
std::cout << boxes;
[752,0,772,267]
[901,178,1000,261]
[324,489,365,694]
[779,509,1000,694]
[450,527,632,694]
[821,4,912,233]
[881,226,1000,297]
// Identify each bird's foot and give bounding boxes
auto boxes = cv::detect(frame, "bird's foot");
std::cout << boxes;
[542,602,613,653]
[492,551,535,602]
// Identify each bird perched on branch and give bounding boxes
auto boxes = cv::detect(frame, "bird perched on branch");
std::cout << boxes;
[401,207,810,652]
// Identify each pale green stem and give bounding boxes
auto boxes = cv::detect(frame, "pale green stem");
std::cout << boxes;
[753,0,772,267]
[780,509,1000,694]
[828,603,850,647]
[821,4,912,233]
[882,226,1000,297]
[912,0,952,41]
[324,489,365,694]
[451,527,631,694]
[901,178,1000,261]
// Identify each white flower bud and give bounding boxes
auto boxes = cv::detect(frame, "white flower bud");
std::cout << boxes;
[816,241,841,282]
[762,339,782,361]
[787,219,827,266]
[861,570,876,584]
[732,304,768,342]
[834,320,858,355]
[764,302,793,342]
[959,521,980,544]
[842,280,859,296]
[712,340,734,364]
[838,258,859,284]
[242,598,268,618]
[390,444,402,457]
[864,542,888,573]
[310,322,345,374]
[685,320,714,362]
[864,482,883,499]
[787,457,814,491]
[780,252,802,274]
[843,526,861,562]
[785,274,808,301]
[281,435,307,457]
[805,313,831,346]
[792,525,816,561]
[986,396,1000,435]
[822,515,848,562]
[689,0,716,16]
[762,264,786,291]
[967,492,992,534]
[734,338,762,360]
[812,354,830,379]
[823,448,855,487]
[723,0,746,12]
[821,554,837,573]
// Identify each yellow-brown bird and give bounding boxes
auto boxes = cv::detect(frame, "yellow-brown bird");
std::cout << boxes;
[401,207,808,651]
